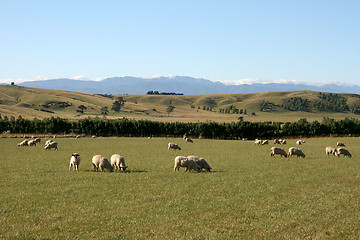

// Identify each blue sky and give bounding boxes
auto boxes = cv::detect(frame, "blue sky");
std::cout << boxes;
[1,0,359,85]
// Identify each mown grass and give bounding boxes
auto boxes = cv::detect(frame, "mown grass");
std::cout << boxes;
[1,137,360,239]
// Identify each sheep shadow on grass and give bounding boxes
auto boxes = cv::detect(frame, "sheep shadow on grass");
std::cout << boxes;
[83,169,147,173]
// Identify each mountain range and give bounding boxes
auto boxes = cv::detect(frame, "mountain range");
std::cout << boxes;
[17,76,360,95]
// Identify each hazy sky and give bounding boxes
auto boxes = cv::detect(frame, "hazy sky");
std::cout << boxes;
[1,0,359,85]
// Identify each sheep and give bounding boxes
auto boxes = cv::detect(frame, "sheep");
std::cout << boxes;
[254,140,262,145]
[34,137,41,143]
[110,154,127,172]
[281,139,287,145]
[273,139,281,144]
[336,142,346,147]
[288,147,305,158]
[296,140,302,145]
[335,148,352,158]
[270,147,287,157]
[173,156,201,172]
[187,155,212,171]
[168,142,181,150]
[27,139,37,146]
[92,155,113,172]
[185,138,193,143]
[69,153,81,171]
[44,141,58,150]
[17,139,28,146]
[75,135,81,139]
[325,147,336,156]
[45,139,53,146]
[262,140,269,145]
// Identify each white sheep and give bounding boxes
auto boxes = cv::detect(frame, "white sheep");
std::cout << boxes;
[262,140,269,145]
[173,156,201,172]
[34,137,41,143]
[187,155,212,171]
[185,138,193,143]
[27,139,37,146]
[168,142,181,150]
[296,140,302,145]
[270,147,287,157]
[110,154,127,172]
[281,139,287,145]
[288,147,305,158]
[336,142,346,147]
[17,139,28,146]
[273,139,281,144]
[254,140,262,145]
[325,147,336,156]
[45,139,53,146]
[92,155,113,172]
[335,148,352,158]
[69,153,81,171]
[44,141,58,150]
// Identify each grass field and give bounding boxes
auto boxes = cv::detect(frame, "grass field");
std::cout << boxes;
[1,137,360,239]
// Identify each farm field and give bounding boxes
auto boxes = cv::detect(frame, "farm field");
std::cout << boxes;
[1,137,360,239]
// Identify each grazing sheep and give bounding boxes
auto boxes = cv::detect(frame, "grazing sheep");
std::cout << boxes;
[281,139,287,145]
[17,139,28,146]
[325,147,336,156]
[335,148,352,158]
[27,139,37,146]
[254,139,262,145]
[187,155,212,171]
[110,154,127,172]
[288,147,305,158]
[273,139,281,144]
[262,140,269,145]
[34,137,41,143]
[270,147,288,157]
[168,142,181,150]
[69,153,81,171]
[44,141,58,150]
[336,142,346,147]
[92,155,113,172]
[173,156,201,172]
[296,140,302,145]
[185,138,193,143]
[75,135,81,139]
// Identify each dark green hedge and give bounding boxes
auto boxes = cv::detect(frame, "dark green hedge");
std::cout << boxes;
[1,116,360,139]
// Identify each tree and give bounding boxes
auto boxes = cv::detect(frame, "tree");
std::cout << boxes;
[166,105,175,116]
[77,105,87,114]
[111,97,126,112]
[101,107,109,115]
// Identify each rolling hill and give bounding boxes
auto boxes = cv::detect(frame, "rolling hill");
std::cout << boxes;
[0,85,360,123]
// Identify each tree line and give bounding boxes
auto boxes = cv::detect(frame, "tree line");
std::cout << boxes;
[1,115,360,139]
[260,93,360,114]
[146,91,183,95]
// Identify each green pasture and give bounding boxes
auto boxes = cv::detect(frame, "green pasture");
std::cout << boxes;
[1,137,360,239]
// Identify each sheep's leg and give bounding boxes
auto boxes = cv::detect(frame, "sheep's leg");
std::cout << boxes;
[93,163,97,171]
[69,163,72,170]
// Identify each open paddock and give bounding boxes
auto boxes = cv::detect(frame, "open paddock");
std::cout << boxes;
[0,137,359,239]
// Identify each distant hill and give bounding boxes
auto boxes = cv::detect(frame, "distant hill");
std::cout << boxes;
[18,76,360,95]
[1,85,360,123]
